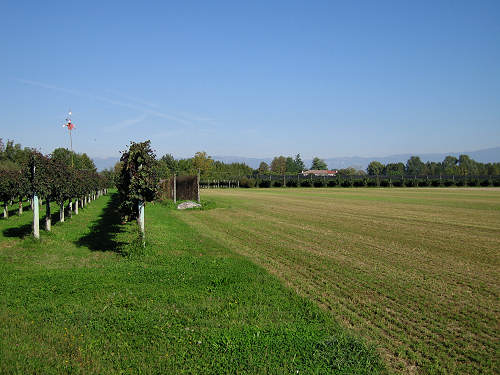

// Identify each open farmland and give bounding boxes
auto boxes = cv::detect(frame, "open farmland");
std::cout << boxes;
[0,193,384,374]
[182,187,500,374]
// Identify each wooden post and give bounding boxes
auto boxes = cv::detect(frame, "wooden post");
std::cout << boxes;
[197,170,201,203]
[173,174,177,204]
[45,199,51,231]
[33,194,39,239]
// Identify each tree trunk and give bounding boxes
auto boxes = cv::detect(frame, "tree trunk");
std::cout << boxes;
[3,203,7,219]
[33,195,39,239]
[75,198,79,215]
[18,198,23,215]
[68,199,72,218]
[45,199,51,231]
[59,202,65,223]
[138,200,145,246]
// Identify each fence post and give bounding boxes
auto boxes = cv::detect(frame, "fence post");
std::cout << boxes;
[173,174,177,204]
[197,170,201,203]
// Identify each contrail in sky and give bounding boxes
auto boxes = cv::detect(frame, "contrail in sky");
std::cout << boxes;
[15,78,211,127]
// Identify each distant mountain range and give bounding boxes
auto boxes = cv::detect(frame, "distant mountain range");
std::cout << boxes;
[91,147,500,172]
[213,147,500,171]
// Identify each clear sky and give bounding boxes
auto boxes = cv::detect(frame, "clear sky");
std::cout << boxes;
[1,0,499,160]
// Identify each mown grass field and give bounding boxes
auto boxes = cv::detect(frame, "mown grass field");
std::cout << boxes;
[182,187,500,375]
[0,193,384,374]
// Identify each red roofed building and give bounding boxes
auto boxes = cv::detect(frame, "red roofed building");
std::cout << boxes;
[301,170,338,176]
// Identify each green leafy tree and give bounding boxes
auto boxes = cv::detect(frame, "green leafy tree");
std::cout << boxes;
[311,157,327,170]
[293,154,305,172]
[457,154,478,175]
[406,156,426,175]
[271,156,287,174]
[0,169,18,218]
[117,140,159,231]
[337,167,357,176]
[441,156,458,175]
[192,151,214,177]
[285,157,295,173]
[258,161,269,174]
[157,154,178,179]
[384,162,405,176]
[367,161,384,176]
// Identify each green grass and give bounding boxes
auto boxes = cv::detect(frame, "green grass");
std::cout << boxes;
[0,193,385,374]
[183,187,500,375]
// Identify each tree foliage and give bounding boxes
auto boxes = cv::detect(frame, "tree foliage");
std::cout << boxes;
[271,156,287,174]
[117,141,159,220]
[367,161,384,176]
[311,157,327,170]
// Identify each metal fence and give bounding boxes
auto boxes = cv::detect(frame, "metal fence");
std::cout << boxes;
[200,174,500,188]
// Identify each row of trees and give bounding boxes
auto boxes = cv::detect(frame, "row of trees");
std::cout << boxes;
[1,139,95,171]
[0,146,112,238]
[367,155,500,177]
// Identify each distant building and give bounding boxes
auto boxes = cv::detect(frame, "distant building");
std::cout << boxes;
[301,170,338,176]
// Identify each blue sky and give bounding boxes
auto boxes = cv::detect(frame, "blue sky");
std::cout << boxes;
[1,0,499,159]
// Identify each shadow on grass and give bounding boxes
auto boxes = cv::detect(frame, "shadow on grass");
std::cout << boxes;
[75,193,126,254]
[3,222,33,238]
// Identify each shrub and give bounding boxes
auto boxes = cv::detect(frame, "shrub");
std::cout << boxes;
[341,179,353,188]
[259,180,271,188]
[300,180,312,187]
[480,179,491,187]
[313,180,326,187]
[366,179,377,187]
[493,179,500,187]
[273,181,283,187]
[418,179,430,187]
[443,179,455,187]
[239,177,255,188]
[327,179,338,187]
[379,180,391,187]
[404,179,417,187]
[353,179,366,187]
[467,178,479,187]
[392,180,403,187]
[455,179,465,187]
[286,179,298,187]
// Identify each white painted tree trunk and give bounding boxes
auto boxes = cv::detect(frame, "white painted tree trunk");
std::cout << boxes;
[33,195,39,239]
[75,198,79,215]
[59,202,65,223]
[68,199,72,218]
[3,203,7,219]
[45,200,51,231]
[138,200,145,246]
[19,198,23,215]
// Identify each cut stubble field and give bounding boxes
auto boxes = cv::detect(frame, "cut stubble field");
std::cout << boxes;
[182,187,500,374]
